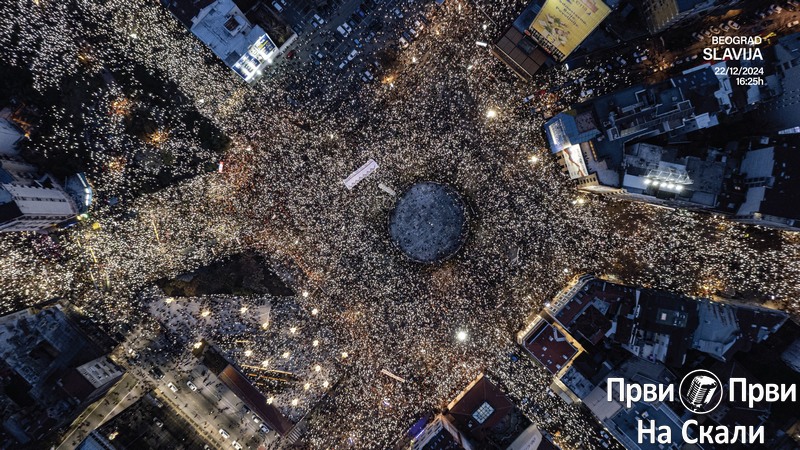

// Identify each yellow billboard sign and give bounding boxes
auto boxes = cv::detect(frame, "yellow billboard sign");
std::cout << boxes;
[529,0,611,61]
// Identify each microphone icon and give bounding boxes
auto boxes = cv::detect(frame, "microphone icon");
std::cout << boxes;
[686,375,718,411]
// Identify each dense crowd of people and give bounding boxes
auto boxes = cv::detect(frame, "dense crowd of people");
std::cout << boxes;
[0,0,798,448]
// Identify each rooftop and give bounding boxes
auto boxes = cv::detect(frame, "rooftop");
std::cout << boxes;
[523,322,578,375]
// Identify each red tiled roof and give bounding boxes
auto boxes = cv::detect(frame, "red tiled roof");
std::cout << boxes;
[446,375,514,441]
[524,323,577,374]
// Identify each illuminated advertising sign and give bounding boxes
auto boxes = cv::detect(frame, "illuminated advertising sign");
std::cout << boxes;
[529,0,611,61]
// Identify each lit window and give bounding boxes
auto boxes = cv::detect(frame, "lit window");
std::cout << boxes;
[472,402,494,424]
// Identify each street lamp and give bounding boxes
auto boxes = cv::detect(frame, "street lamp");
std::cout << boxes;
[456,330,468,342]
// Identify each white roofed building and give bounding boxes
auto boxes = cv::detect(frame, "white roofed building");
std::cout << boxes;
[165,0,285,83]
[0,119,90,233]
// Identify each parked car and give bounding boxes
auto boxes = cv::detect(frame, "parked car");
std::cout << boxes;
[232,441,242,450]
[186,381,198,391]
[313,13,325,24]
[272,1,283,12]
[260,423,270,433]
[728,20,740,30]
[219,429,230,439]
[399,36,409,48]
[167,382,179,393]
[337,25,349,37]
[348,49,358,61]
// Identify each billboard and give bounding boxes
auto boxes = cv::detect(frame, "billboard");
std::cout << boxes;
[529,0,611,61]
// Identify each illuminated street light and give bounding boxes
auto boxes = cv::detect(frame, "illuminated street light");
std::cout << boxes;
[311,308,319,316]
[262,360,270,367]
[476,41,488,47]
[456,330,468,342]
[282,351,290,358]
[290,326,297,334]
[200,310,210,317]
[244,350,253,357]
[312,339,319,347]
[304,383,310,390]
[165,297,174,304]
[314,364,321,372]
[485,109,498,119]
[341,351,349,359]
[323,380,329,388]
[302,290,309,298]
[291,399,299,406]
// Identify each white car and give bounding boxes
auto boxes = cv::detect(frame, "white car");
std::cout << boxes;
[313,14,324,24]
[232,441,242,450]
[167,382,179,393]
[272,1,283,12]
[342,22,353,34]
[259,423,270,433]
[728,20,740,30]
[348,49,358,61]
[337,25,349,37]
[399,37,409,48]
[186,381,197,391]
[219,429,230,439]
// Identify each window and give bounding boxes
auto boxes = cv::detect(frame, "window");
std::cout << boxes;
[472,402,494,424]
[224,16,240,32]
